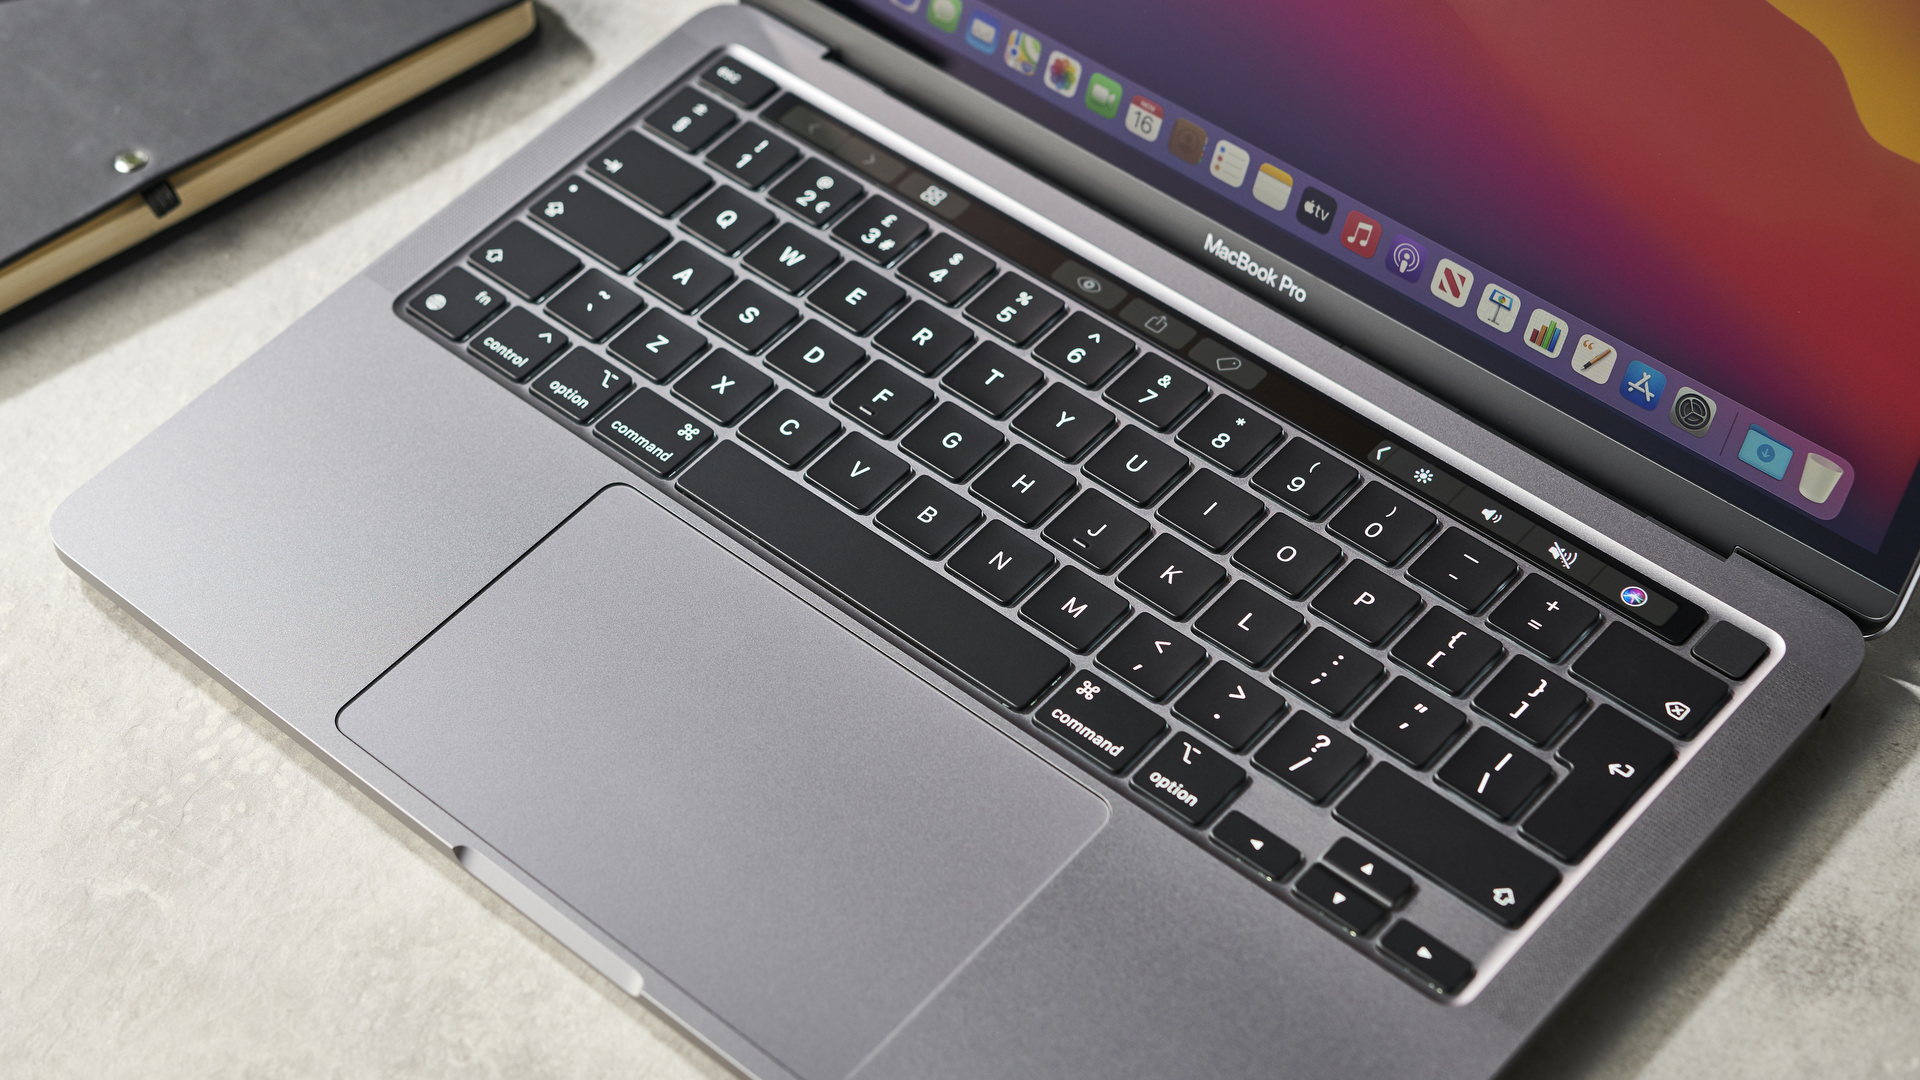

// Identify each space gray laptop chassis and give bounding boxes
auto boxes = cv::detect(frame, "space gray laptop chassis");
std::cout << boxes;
[51,7,1868,1080]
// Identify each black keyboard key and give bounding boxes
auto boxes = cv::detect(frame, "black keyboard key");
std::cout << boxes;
[767,158,862,226]
[875,476,980,557]
[644,86,735,151]
[534,178,669,272]
[1390,609,1503,696]
[1012,383,1114,461]
[1020,567,1129,651]
[1408,529,1517,613]
[1038,672,1163,772]
[1328,483,1437,565]
[674,350,772,425]
[1033,312,1136,387]
[897,232,995,304]
[806,432,910,512]
[471,221,580,300]
[1084,426,1189,506]
[833,196,927,265]
[1522,705,1674,861]
[1042,490,1151,572]
[1175,663,1286,751]
[699,281,797,354]
[970,445,1075,526]
[942,343,1042,418]
[1324,837,1414,906]
[1295,864,1385,936]
[533,347,629,422]
[1353,679,1464,768]
[636,242,734,312]
[809,262,905,334]
[682,186,775,256]
[699,58,776,108]
[1335,764,1561,927]
[766,321,863,394]
[1272,628,1382,716]
[707,122,798,189]
[1572,623,1728,738]
[743,223,840,294]
[950,520,1053,604]
[1177,396,1283,475]
[900,402,1003,480]
[679,442,1069,708]
[1474,658,1585,745]
[1311,562,1422,647]
[739,388,840,467]
[1380,922,1474,994]
[1438,728,1553,821]
[874,301,974,375]
[1254,714,1368,803]
[1692,622,1769,680]
[593,388,712,477]
[831,360,932,437]
[467,306,567,380]
[1157,471,1264,551]
[410,267,504,338]
[546,269,643,341]
[1489,575,1600,661]
[1097,615,1206,701]
[589,132,710,217]
[1104,354,1206,431]
[965,272,1064,345]
[1251,438,1360,519]
[1118,534,1227,619]
[1193,581,1303,668]
[608,308,707,381]
[1133,733,1246,826]
[1213,812,1301,880]
[1233,515,1342,598]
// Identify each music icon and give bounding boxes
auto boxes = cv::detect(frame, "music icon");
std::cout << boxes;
[1340,210,1381,258]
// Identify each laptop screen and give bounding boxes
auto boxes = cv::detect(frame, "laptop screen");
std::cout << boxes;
[829,0,1920,594]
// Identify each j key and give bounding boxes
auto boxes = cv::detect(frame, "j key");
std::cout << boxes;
[1193,581,1304,668]
[1043,490,1150,572]
[897,232,995,305]
[1389,609,1503,696]
[809,262,905,334]
[1353,679,1465,769]
[1571,623,1729,738]
[766,321,863,393]
[1438,728,1554,821]
[1522,705,1674,861]
[589,132,710,217]
[533,178,669,272]
[1272,628,1383,717]
[1408,529,1517,613]
[1295,864,1386,936]
[706,122,798,189]
[1335,764,1562,927]
[1489,575,1600,661]
[1328,483,1437,565]
[1252,439,1359,519]
[1097,614,1206,701]
[1311,562,1421,647]
[674,350,772,425]
[700,57,776,106]
[410,267,503,338]
[593,388,712,477]
[876,476,980,557]
[683,186,775,256]
[1474,658,1585,746]
[900,402,1003,480]
[1104,353,1207,431]
[1157,470,1264,551]
[1379,922,1474,995]
[546,269,643,341]
[767,158,863,227]
[1175,663,1287,750]
[1084,426,1189,506]
[831,360,932,437]
[643,86,735,152]
[1119,534,1228,619]
[1033,312,1136,387]
[1212,812,1301,880]
[942,343,1042,418]
[1012,383,1115,461]
[1177,395,1284,475]
[533,348,629,422]
[1133,733,1246,826]
[964,272,1065,346]
[470,221,580,300]
[740,388,840,468]
[1020,566,1129,652]
[609,308,706,382]
[833,196,927,265]
[949,520,1053,604]
[806,432,910,512]
[636,242,734,312]
[1254,714,1368,804]
[1037,671,1164,772]
[743,223,840,294]
[699,281,797,354]
[970,445,1075,526]
[1232,514,1342,598]
[468,306,567,381]
[1324,837,1414,906]
[874,301,974,375]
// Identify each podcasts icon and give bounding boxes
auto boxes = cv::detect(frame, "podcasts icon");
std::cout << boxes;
[1387,235,1424,281]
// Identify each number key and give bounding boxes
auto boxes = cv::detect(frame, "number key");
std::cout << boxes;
[964,272,1065,346]
[833,196,928,265]
[1327,483,1436,565]
[1177,395,1283,474]
[1033,312,1136,387]
[706,122,798,189]
[897,232,996,305]
[768,158,863,226]
[643,86,735,152]
[1252,438,1359,519]
[1103,353,1207,431]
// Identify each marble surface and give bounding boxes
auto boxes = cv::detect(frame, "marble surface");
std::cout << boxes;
[3,2,1917,1076]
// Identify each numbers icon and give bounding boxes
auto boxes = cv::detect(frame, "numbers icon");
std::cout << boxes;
[1075,680,1100,700]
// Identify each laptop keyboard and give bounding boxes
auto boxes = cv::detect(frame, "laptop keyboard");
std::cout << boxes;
[400,54,1766,997]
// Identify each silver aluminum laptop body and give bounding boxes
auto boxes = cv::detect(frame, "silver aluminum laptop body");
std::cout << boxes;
[52,6,1872,1079]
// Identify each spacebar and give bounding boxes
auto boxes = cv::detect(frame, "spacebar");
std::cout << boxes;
[678,441,1070,709]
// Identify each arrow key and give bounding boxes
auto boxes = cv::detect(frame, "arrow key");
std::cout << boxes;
[1322,837,1414,906]
[1212,811,1301,880]
[1295,864,1386,936]
[1380,922,1475,995]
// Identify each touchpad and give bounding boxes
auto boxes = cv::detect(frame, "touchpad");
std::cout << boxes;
[339,484,1106,1080]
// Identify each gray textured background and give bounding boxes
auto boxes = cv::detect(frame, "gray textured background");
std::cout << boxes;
[2,2,1917,1076]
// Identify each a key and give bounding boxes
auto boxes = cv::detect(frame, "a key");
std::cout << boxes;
[1379,922,1474,994]
[546,269,643,341]
[1310,561,1422,647]
[831,360,933,437]
[1096,614,1206,701]
[1437,728,1553,821]
[900,402,1003,480]
[1295,864,1386,936]
[833,196,928,265]
[1252,438,1359,519]
[589,131,711,217]
[1231,515,1343,598]
[698,281,797,354]
[765,321,863,394]
[608,308,707,382]
[941,343,1042,418]
[592,388,711,477]
[1254,713,1368,803]
[532,348,630,422]
[874,301,974,375]
[1324,837,1414,906]
[1118,533,1227,619]
[1571,624,1728,738]
[470,221,581,300]
[1037,671,1164,772]
[532,178,669,272]
[875,476,980,557]
[1521,705,1674,861]
[809,262,906,334]
[467,306,567,381]
[743,223,840,294]
[1213,812,1302,880]
[1083,426,1189,506]
[1328,483,1437,565]
[805,432,910,512]
[643,86,735,151]
[739,388,840,467]
[896,232,995,304]
[1389,609,1504,696]
[706,122,798,189]
[1103,353,1206,431]
[1042,490,1151,572]
[1156,470,1264,551]
[683,186,775,256]
[1011,383,1115,461]
[1176,395,1284,475]
[1271,628,1383,716]
[949,520,1053,604]
[767,158,863,226]
[1174,663,1287,751]
[1473,658,1586,745]
[1408,529,1517,613]
[410,268,503,338]
[1192,581,1303,668]
[1488,575,1600,661]
[1691,622,1769,681]
[636,241,734,312]
[970,445,1075,526]
[1352,679,1464,768]
[964,272,1065,345]
[1020,567,1130,652]
[1033,312,1136,387]
[1133,734,1246,825]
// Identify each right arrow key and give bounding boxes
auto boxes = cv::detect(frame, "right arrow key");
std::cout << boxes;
[1522,706,1676,862]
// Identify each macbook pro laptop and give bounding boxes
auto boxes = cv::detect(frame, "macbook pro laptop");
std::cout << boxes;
[51,2,1919,1078]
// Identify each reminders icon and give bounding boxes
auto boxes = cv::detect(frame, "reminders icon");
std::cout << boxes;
[1253,163,1293,211]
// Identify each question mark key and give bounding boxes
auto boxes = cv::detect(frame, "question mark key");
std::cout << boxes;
[1253,714,1369,804]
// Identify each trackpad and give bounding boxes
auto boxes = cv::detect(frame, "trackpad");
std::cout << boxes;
[339,484,1106,1080]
